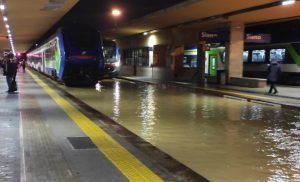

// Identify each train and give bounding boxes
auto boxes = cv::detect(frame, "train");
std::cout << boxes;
[27,26,105,86]
[243,42,300,85]
[102,39,120,76]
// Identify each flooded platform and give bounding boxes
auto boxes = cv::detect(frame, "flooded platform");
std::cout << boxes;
[57,75,300,182]
[0,69,207,182]
[1,69,300,182]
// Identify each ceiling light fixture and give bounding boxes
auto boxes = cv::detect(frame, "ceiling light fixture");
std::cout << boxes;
[281,0,295,5]
[0,1,16,55]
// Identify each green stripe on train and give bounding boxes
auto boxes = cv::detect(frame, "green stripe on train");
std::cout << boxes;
[287,44,300,68]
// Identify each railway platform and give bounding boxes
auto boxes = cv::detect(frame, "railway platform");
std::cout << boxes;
[121,76,300,111]
[0,69,208,182]
[2,69,300,182]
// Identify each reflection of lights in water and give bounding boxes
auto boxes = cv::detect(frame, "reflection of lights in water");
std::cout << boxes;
[113,81,120,122]
[261,121,300,181]
[240,105,300,181]
[139,85,156,140]
[189,93,197,120]
[200,97,214,119]
[241,105,263,121]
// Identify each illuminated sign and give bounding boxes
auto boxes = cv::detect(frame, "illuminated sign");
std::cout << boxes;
[199,31,228,43]
[245,34,271,43]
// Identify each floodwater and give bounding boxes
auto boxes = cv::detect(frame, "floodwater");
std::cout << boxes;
[61,79,300,182]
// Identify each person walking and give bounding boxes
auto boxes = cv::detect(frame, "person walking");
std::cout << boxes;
[267,60,281,94]
[5,53,18,93]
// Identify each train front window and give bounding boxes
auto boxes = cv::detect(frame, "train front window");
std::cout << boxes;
[67,31,97,50]
[270,49,285,62]
[103,46,117,63]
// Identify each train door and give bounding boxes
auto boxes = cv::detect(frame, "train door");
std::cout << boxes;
[205,51,218,76]
[205,47,226,83]
[209,54,217,76]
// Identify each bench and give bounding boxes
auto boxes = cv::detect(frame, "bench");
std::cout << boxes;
[229,77,267,88]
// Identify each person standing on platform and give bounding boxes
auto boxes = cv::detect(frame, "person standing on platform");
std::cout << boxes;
[267,60,281,94]
[5,53,18,93]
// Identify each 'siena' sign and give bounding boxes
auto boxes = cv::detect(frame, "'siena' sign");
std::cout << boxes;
[245,34,271,43]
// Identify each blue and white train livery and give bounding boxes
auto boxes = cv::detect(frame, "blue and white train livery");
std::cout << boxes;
[27,27,105,86]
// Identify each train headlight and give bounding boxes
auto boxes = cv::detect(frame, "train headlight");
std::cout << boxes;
[114,62,120,67]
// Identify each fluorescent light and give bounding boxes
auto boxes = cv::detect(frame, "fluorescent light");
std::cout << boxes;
[7,30,10,33]
[3,16,7,21]
[0,5,5,10]
[282,0,295,5]
[5,24,9,28]
[143,32,149,35]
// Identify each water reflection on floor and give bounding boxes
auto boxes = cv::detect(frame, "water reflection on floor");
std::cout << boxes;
[61,79,300,182]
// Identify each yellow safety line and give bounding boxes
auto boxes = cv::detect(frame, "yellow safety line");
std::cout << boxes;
[28,70,163,182]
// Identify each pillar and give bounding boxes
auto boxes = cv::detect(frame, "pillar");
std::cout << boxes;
[227,21,245,81]
[197,41,206,84]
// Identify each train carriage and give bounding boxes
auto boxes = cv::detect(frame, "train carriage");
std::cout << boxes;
[243,42,300,85]
[27,27,105,86]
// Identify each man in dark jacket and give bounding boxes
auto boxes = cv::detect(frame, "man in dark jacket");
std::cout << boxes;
[267,60,281,94]
[5,53,18,93]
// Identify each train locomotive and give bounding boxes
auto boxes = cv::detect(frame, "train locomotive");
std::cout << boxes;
[27,26,105,86]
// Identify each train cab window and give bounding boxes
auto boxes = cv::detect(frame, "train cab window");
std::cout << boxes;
[103,47,115,60]
[252,49,265,62]
[243,51,249,62]
[269,49,285,62]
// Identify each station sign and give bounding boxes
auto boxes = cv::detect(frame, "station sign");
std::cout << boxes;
[199,31,228,43]
[245,34,271,43]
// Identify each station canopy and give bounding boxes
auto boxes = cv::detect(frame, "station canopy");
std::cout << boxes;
[0,0,300,53]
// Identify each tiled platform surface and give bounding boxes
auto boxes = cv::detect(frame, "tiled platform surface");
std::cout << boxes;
[0,74,20,182]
